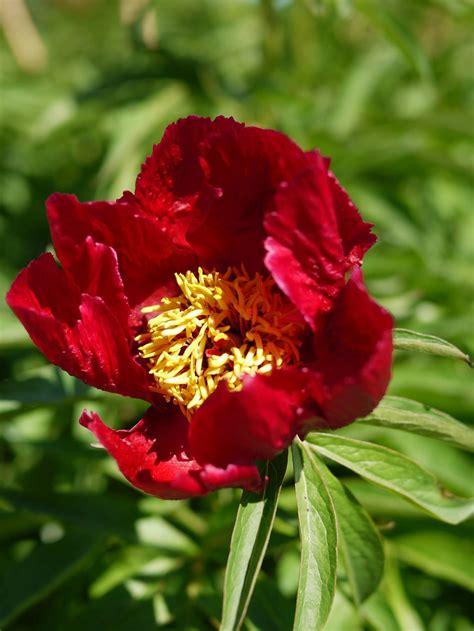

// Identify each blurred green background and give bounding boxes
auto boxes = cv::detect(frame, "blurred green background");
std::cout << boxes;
[0,1,473,629]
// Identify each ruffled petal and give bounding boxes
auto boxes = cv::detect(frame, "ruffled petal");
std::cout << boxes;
[303,270,393,430]
[47,193,196,313]
[6,249,150,400]
[327,170,376,267]
[264,159,346,328]
[189,368,308,468]
[136,116,309,273]
[265,154,378,330]
[80,408,263,499]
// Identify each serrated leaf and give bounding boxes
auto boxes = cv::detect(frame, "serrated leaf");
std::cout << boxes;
[315,460,384,604]
[392,530,474,591]
[361,395,474,451]
[0,532,101,627]
[307,434,474,524]
[393,328,471,365]
[221,451,288,631]
[292,440,337,631]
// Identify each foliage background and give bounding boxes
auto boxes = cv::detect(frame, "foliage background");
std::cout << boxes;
[0,0,472,629]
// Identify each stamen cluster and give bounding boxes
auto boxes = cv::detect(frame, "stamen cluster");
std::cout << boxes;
[137,267,305,418]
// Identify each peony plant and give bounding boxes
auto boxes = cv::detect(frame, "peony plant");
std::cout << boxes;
[6,116,472,630]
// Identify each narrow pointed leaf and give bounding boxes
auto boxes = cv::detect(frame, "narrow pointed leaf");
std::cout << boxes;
[361,396,474,451]
[362,592,401,631]
[292,440,337,631]
[394,328,471,365]
[383,551,425,631]
[221,450,288,631]
[315,460,384,604]
[307,434,474,524]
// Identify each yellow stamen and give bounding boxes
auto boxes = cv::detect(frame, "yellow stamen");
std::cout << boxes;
[137,267,305,419]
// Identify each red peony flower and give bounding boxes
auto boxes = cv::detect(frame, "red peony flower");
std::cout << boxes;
[6,116,393,499]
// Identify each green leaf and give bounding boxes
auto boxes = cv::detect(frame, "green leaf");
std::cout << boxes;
[135,516,199,555]
[361,396,474,452]
[392,530,474,591]
[90,546,182,599]
[0,531,101,627]
[246,577,295,631]
[307,434,474,524]
[393,328,471,365]
[383,551,425,631]
[315,460,384,604]
[362,591,401,631]
[220,450,288,631]
[292,440,338,631]
[325,590,362,631]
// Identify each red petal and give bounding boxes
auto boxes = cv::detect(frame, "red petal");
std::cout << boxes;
[189,368,307,468]
[47,193,196,313]
[137,116,309,273]
[80,408,263,499]
[264,158,346,328]
[69,237,130,330]
[6,250,150,400]
[327,170,376,267]
[303,270,393,430]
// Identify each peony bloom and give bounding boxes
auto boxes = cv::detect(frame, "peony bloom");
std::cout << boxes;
[6,116,393,499]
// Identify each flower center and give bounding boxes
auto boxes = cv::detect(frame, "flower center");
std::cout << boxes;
[136,267,305,418]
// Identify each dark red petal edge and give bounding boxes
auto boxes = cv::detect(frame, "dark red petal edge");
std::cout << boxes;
[47,192,196,316]
[189,367,308,468]
[80,407,263,500]
[264,160,345,328]
[265,153,377,329]
[327,169,376,267]
[137,116,310,274]
[303,269,393,430]
[6,248,150,400]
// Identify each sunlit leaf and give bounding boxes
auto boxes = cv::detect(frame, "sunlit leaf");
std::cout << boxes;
[220,451,287,631]
[394,328,471,365]
[315,459,384,603]
[361,396,474,451]
[307,434,474,524]
[292,440,337,631]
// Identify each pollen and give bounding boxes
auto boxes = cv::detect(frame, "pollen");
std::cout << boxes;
[136,267,305,419]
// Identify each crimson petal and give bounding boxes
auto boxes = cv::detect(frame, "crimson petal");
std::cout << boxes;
[47,193,196,314]
[7,248,150,400]
[303,270,393,430]
[80,408,263,499]
[264,158,346,328]
[137,116,309,274]
[327,170,376,267]
[189,368,308,468]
